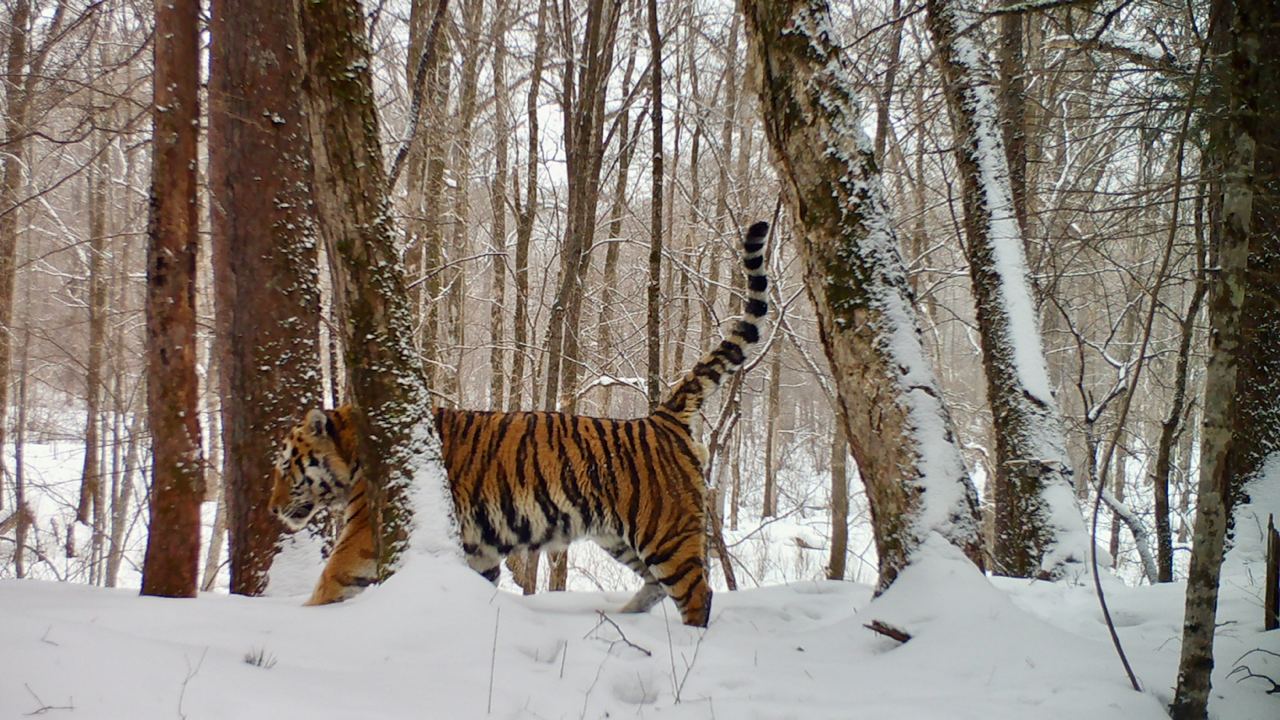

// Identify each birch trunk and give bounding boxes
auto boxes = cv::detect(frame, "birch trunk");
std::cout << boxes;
[1172,0,1261,714]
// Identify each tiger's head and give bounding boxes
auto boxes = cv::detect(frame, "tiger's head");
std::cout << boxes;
[269,407,359,531]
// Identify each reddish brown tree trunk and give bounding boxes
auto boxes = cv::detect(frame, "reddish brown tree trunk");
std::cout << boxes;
[209,0,323,595]
[140,0,205,599]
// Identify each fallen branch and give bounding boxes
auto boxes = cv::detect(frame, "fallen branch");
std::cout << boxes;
[864,620,912,643]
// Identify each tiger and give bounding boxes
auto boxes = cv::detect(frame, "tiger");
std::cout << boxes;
[268,221,771,627]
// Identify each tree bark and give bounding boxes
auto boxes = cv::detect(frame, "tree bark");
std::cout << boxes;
[1171,0,1261,715]
[507,0,549,415]
[1222,0,1280,533]
[742,0,985,590]
[294,0,456,574]
[762,347,781,517]
[924,0,1087,579]
[140,0,205,598]
[210,0,323,596]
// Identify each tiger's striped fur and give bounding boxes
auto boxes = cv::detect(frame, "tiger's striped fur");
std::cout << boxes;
[269,221,770,627]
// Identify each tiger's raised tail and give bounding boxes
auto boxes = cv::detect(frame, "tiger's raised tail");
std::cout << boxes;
[658,221,769,425]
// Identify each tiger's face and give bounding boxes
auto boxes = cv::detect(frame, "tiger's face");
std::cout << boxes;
[268,409,356,531]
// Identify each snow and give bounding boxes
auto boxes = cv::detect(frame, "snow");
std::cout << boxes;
[3,536,1277,719]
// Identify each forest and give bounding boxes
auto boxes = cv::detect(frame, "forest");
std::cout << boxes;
[0,0,1277,718]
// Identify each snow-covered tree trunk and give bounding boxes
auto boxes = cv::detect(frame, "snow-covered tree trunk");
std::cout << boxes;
[1171,0,1260,715]
[293,0,457,574]
[742,0,985,590]
[923,0,1088,579]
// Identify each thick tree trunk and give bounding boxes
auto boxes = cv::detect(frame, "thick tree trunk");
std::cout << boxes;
[1171,0,1261,715]
[210,0,323,596]
[742,0,985,590]
[1222,0,1280,532]
[140,0,205,598]
[294,0,455,574]
[924,0,1087,579]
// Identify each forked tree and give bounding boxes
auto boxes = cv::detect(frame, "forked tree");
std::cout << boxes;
[742,0,985,589]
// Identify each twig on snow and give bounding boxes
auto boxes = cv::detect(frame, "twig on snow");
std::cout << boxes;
[585,611,652,657]
[23,684,74,716]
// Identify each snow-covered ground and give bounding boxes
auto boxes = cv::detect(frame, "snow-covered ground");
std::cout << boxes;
[3,532,1277,720]
[3,434,1278,719]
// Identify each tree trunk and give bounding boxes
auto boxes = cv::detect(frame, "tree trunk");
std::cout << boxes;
[0,0,33,500]
[1171,0,1261,715]
[924,0,1087,579]
[742,0,984,590]
[996,0,1028,233]
[210,0,323,596]
[645,0,664,412]
[828,424,849,580]
[294,0,456,574]
[1222,0,1280,535]
[487,0,509,410]
[1151,254,1207,582]
[140,0,205,598]
[507,0,549,415]
[762,347,782,517]
[443,0,485,401]
[77,125,108,531]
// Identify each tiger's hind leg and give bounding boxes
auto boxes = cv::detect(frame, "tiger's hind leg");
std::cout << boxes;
[635,530,713,627]
[600,541,667,614]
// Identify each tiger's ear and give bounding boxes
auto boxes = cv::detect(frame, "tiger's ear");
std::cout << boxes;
[304,409,329,438]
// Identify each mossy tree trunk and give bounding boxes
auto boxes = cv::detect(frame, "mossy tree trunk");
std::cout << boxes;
[293,0,455,573]
[742,0,984,590]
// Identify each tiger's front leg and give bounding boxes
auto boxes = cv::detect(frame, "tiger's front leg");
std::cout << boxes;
[304,509,378,605]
